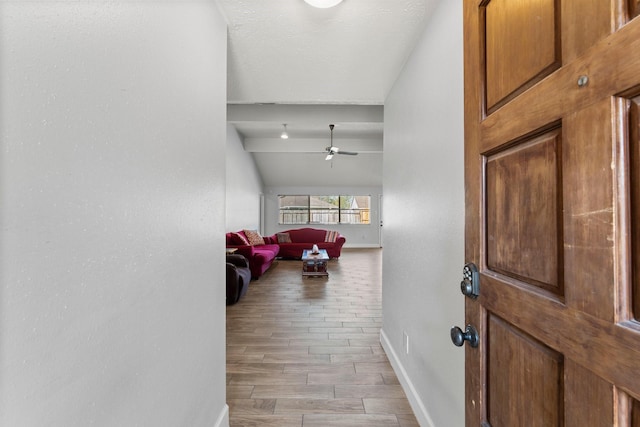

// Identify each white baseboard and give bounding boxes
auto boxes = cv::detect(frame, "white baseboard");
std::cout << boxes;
[380,329,435,427]
[214,404,229,427]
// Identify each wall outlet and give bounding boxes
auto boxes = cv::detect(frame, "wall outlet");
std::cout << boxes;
[403,331,409,355]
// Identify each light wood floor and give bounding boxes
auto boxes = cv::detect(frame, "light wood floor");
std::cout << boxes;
[226,248,420,427]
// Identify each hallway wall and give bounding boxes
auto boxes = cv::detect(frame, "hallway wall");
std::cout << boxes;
[382,1,465,425]
[0,2,229,426]
[225,124,264,232]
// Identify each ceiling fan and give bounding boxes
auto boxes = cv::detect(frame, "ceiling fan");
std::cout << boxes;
[325,124,358,160]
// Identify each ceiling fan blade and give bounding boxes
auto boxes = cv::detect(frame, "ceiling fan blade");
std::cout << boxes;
[323,126,357,159]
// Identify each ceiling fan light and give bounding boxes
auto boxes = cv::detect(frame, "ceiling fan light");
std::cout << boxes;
[303,0,343,8]
[281,124,289,139]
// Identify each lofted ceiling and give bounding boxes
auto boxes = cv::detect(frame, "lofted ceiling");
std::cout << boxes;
[217,0,437,187]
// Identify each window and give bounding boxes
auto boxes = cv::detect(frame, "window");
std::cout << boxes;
[279,195,371,225]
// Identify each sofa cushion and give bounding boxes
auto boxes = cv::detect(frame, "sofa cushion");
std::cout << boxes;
[255,243,280,256]
[229,231,250,245]
[249,243,280,278]
[276,232,292,243]
[288,228,327,243]
[325,230,339,242]
[244,229,265,245]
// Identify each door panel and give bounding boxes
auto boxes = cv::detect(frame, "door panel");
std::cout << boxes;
[564,360,613,426]
[631,95,640,320]
[561,0,613,63]
[633,399,640,426]
[484,0,560,111]
[486,129,562,293]
[464,0,640,425]
[632,1,640,19]
[487,315,563,427]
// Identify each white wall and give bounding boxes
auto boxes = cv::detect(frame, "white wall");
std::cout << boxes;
[263,186,382,247]
[0,2,229,426]
[226,124,264,232]
[382,1,464,426]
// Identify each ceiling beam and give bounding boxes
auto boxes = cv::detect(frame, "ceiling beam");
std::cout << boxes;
[228,104,383,124]
[243,138,383,153]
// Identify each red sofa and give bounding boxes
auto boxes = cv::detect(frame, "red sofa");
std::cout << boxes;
[225,231,280,279]
[264,228,346,259]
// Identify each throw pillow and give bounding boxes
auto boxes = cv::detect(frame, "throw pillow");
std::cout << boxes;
[325,230,338,243]
[230,232,250,246]
[244,229,265,246]
[276,232,292,243]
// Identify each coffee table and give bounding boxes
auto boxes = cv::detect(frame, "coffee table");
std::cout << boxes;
[301,249,329,277]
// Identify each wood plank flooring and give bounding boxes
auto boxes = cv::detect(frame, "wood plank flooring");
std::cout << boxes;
[226,248,419,427]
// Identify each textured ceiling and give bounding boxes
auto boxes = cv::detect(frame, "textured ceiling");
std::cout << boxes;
[216,0,436,186]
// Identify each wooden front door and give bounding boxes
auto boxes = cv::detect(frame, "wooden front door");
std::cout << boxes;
[463,1,640,425]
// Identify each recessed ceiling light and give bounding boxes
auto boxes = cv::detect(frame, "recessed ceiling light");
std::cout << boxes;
[303,0,343,8]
